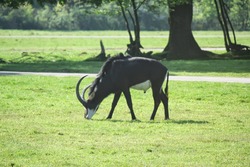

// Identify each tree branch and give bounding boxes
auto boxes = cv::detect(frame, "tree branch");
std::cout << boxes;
[131,0,141,47]
[219,0,232,46]
[118,0,133,43]
[136,0,147,10]
[127,9,136,39]
[222,0,237,44]
[215,0,229,51]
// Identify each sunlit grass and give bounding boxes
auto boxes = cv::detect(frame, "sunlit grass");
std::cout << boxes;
[0,75,249,166]
[0,30,249,51]
[0,30,249,166]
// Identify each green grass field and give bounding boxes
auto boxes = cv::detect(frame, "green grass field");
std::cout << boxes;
[0,30,250,52]
[1,30,250,76]
[0,30,250,166]
[0,76,249,166]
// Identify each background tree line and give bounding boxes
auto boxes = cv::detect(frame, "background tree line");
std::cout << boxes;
[0,0,249,31]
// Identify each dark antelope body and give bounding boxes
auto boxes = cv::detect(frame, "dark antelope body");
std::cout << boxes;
[76,53,169,120]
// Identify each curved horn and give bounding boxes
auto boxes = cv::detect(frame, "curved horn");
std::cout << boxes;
[76,75,88,107]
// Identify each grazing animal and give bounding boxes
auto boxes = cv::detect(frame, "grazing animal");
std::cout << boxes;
[76,53,169,120]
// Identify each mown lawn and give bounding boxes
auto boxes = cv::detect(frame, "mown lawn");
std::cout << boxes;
[0,30,249,48]
[0,76,249,166]
[0,30,250,166]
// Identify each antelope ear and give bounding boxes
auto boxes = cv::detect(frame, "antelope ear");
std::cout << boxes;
[89,86,97,100]
[88,91,95,100]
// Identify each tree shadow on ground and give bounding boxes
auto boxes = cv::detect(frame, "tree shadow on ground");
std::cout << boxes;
[94,118,209,124]
[170,119,209,124]
[0,54,250,74]
[0,60,103,73]
[162,59,250,74]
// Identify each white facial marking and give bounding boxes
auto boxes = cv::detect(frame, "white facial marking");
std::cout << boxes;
[86,109,96,119]
[131,80,151,92]
[85,105,99,119]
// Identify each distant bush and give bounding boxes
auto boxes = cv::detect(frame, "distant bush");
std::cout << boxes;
[0,1,249,31]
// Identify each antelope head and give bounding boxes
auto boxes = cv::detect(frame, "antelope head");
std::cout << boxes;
[76,75,100,119]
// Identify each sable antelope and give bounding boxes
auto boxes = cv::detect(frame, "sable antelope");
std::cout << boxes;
[76,53,169,120]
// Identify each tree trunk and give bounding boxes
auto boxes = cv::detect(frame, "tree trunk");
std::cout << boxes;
[118,0,143,57]
[163,3,206,59]
[125,0,143,56]
[214,0,250,52]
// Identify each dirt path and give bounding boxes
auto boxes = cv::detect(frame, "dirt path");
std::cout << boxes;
[1,71,249,83]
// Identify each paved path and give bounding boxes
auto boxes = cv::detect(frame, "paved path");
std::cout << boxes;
[1,71,249,84]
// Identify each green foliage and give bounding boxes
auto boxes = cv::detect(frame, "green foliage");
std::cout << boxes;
[0,0,249,30]
[229,0,250,31]
[193,1,220,30]
[0,76,249,166]
[0,1,168,30]
[0,0,66,8]
[193,0,250,30]
[167,0,192,7]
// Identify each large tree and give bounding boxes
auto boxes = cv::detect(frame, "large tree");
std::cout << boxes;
[162,0,207,59]
[79,0,206,59]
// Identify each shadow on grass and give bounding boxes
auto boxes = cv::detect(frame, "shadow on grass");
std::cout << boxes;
[0,60,103,73]
[94,118,209,124]
[163,60,250,74]
[170,119,209,124]
[0,72,21,76]
[0,55,250,74]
